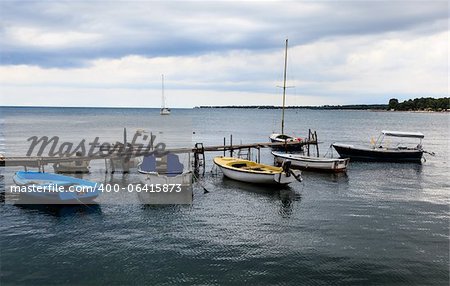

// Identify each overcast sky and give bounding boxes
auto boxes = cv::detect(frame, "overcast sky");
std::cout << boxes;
[0,1,448,107]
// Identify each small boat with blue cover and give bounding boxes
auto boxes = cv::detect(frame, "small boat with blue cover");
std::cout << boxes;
[137,153,193,204]
[138,153,192,185]
[12,171,100,204]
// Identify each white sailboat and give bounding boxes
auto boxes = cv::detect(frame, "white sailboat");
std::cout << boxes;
[270,39,303,151]
[160,74,171,115]
[269,41,351,172]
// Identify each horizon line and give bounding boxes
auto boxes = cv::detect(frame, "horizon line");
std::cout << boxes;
[0,103,387,109]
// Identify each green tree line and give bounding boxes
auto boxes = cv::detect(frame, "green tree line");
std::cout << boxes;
[388,97,449,111]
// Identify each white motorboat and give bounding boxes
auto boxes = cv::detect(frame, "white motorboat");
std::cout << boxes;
[332,130,428,163]
[272,151,349,172]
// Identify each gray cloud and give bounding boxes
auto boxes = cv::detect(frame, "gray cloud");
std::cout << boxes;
[0,1,447,67]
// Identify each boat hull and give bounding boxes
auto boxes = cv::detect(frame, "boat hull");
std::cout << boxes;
[332,144,423,163]
[17,192,98,204]
[139,171,192,186]
[53,161,90,174]
[270,139,304,151]
[12,171,99,204]
[218,165,297,184]
[213,157,300,185]
[272,152,349,172]
[138,171,193,204]
[160,108,170,115]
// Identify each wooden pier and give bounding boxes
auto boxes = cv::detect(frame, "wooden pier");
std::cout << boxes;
[0,139,318,172]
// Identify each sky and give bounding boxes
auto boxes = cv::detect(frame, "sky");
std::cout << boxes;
[0,1,448,108]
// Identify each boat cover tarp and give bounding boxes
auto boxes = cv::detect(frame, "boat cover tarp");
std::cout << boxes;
[141,153,184,176]
[167,153,184,177]
[140,155,157,172]
[381,130,424,138]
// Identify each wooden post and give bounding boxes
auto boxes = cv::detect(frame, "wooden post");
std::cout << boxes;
[307,129,311,156]
[110,159,115,174]
[188,152,191,171]
[150,132,153,151]
[193,151,197,172]
[315,131,319,157]
[223,137,226,156]
[230,134,233,157]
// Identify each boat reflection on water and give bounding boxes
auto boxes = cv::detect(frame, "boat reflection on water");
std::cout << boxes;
[220,176,301,217]
[352,161,425,186]
[221,175,291,193]
[278,188,301,217]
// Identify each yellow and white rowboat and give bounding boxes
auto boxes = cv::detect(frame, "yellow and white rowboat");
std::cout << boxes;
[213,156,302,185]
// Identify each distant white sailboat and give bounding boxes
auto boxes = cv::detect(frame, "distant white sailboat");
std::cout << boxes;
[160,74,170,115]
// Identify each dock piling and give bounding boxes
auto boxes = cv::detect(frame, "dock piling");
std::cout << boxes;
[230,134,233,157]
[223,137,226,156]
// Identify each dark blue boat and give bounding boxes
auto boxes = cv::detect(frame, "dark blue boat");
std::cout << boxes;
[333,130,425,163]
[12,171,100,204]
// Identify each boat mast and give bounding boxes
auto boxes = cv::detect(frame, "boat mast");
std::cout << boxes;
[161,74,165,109]
[281,39,288,135]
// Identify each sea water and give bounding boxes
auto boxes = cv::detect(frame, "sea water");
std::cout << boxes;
[0,107,448,285]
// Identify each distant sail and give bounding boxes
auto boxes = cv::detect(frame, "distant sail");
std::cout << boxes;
[160,74,170,115]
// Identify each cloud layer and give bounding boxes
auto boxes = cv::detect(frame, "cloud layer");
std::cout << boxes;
[0,1,448,107]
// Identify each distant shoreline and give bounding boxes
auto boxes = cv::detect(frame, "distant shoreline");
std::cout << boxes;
[0,105,448,112]
[197,102,449,112]
[197,105,388,110]
[1,105,389,110]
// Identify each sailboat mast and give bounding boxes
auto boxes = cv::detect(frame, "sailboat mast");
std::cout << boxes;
[161,74,165,109]
[281,39,288,135]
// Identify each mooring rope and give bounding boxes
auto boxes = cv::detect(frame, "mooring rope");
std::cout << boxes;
[192,172,209,193]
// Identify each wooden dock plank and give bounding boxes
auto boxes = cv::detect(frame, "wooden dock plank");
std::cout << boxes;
[0,140,318,167]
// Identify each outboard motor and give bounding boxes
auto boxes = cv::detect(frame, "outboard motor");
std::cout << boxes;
[282,160,303,182]
[282,160,292,177]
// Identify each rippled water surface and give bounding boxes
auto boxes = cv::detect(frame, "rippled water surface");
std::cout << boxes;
[1,107,449,285]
